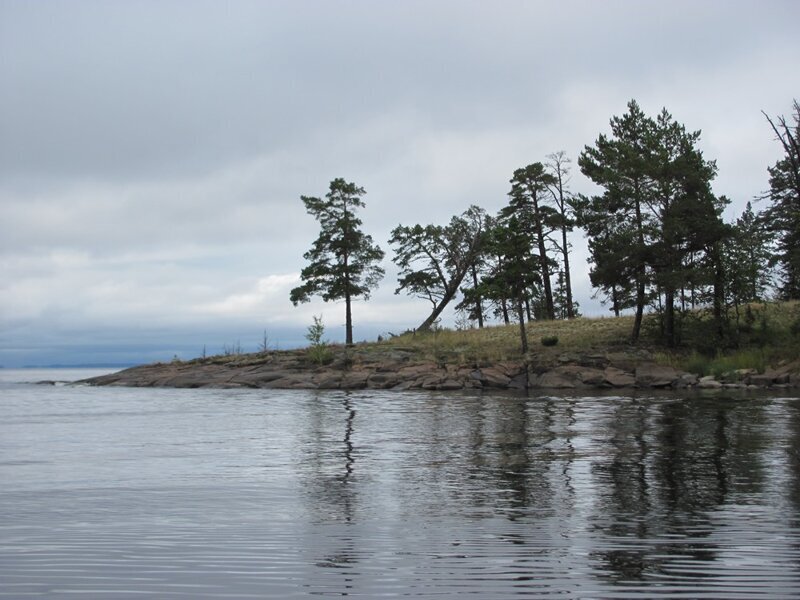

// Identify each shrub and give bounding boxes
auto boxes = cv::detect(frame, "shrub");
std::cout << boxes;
[541,335,559,347]
[306,315,333,365]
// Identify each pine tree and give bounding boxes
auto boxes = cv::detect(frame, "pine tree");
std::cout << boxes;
[761,100,800,299]
[290,178,385,346]
[504,163,558,320]
[579,100,726,346]
[545,151,578,318]
[390,205,487,331]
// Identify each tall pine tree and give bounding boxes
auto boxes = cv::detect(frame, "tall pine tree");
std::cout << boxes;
[579,100,726,346]
[761,100,800,299]
[290,178,385,346]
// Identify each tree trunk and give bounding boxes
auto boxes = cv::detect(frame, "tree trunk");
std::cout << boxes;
[343,201,354,346]
[345,289,353,346]
[561,224,574,318]
[471,264,484,328]
[632,278,645,343]
[712,242,726,341]
[532,190,555,320]
[516,300,528,354]
[501,299,510,324]
[416,261,474,331]
[664,287,675,347]
[417,285,458,331]
[631,186,646,343]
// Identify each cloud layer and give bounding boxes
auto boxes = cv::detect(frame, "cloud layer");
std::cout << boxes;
[1,0,798,366]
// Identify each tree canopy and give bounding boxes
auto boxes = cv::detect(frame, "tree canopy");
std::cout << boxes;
[578,100,727,346]
[762,100,800,299]
[285,100,796,355]
[390,205,487,331]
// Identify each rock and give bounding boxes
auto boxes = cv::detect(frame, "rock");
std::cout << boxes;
[635,364,681,388]
[508,373,529,390]
[574,366,606,386]
[476,367,511,388]
[340,371,369,390]
[436,379,464,391]
[232,371,288,387]
[419,378,439,390]
[534,370,577,389]
[78,348,799,393]
[366,372,402,389]
[261,374,317,389]
[578,354,610,368]
[735,368,758,378]
[315,373,342,389]
[603,367,635,387]
[698,376,723,389]
[774,359,800,376]
[773,372,791,385]
[746,374,774,387]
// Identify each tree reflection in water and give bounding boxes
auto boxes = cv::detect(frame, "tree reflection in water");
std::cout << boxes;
[588,396,773,581]
[300,392,359,577]
[291,390,799,593]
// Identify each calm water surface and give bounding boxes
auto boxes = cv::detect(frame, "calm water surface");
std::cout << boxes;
[1,369,799,598]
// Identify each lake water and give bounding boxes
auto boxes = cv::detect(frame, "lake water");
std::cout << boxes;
[1,368,799,598]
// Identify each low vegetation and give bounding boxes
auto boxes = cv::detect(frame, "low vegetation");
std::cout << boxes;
[378,301,800,372]
[175,301,798,382]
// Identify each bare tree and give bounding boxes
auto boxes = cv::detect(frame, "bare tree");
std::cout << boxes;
[546,151,578,318]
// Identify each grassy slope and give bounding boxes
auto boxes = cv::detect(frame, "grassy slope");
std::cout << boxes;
[380,300,800,375]
[191,301,799,377]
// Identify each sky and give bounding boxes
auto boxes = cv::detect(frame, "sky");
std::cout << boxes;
[1,0,798,367]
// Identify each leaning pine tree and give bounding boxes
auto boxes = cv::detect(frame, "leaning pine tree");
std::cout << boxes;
[290,178,385,346]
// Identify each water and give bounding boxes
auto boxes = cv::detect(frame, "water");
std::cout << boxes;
[1,369,799,598]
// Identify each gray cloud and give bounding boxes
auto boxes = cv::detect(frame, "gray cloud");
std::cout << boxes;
[1,0,798,366]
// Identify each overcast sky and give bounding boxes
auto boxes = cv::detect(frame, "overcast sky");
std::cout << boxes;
[1,0,798,366]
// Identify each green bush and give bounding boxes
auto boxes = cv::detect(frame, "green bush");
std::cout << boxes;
[541,335,559,347]
[306,315,333,365]
[307,344,333,365]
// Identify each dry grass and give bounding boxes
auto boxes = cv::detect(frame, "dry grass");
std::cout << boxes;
[381,300,800,368]
[381,314,641,365]
[187,301,799,372]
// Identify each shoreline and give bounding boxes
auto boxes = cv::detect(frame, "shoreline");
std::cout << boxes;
[80,348,800,392]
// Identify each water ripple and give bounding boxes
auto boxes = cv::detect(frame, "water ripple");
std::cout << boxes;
[1,387,799,597]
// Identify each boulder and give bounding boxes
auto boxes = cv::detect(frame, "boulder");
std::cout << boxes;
[698,377,723,389]
[476,367,511,388]
[573,366,606,386]
[534,370,577,389]
[746,373,774,387]
[508,373,529,390]
[366,372,402,389]
[315,373,343,389]
[635,364,681,388]
[603,367,635,388]
[262,375,317,389]
[340,371,370,390]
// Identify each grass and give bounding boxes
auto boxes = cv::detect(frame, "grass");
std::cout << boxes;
[656,348,771,378]
[381,313,642,366]
[380,300,800,372]
[182,300,799,375]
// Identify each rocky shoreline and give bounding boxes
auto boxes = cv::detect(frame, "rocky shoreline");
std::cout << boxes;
[80,348,800,392]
